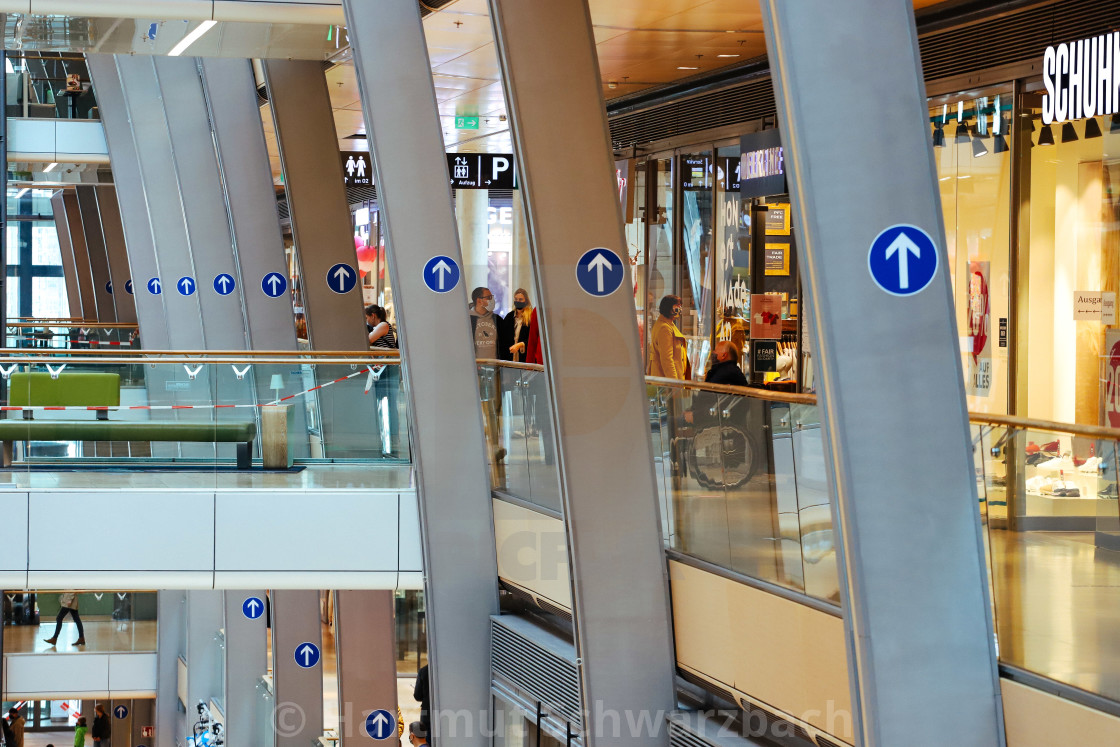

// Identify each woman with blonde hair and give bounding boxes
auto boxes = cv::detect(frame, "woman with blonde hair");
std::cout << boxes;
[502,288,533,362]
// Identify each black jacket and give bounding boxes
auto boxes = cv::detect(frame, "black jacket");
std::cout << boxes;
[705,359,748,387]
[93,714,110,740]
[502,310,532,362]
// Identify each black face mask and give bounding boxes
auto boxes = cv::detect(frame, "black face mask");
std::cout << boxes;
[514,301,527,310]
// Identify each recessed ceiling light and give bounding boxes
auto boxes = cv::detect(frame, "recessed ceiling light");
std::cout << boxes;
[677,66,699,70]
[717,54,740,58]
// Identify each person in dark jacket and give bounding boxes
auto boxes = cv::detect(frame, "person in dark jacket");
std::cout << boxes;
[91,705,110,747]
[705,341,748,387]
[413,664,432,739]
[501,288,533,362]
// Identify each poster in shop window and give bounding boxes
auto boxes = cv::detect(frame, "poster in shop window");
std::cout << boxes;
[966,261,991,396]
[749,293,782,340]
[1103,328,1120,428]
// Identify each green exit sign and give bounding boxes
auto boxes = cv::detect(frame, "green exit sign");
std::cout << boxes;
[455,115,480,130]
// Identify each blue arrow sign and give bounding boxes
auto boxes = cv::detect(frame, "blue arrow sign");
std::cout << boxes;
[177,276,196,296]
[364,710,396,740]
[105,281,113,295]
[147,277,162,295]
[326,263,357,294]
[125,279,134,295]
[262,272,287,298]
[575,247,625,297]
[867,224,939,297]
[422,255,460,293]
[242,596,264,620]
[214,273,236,296]
[113,705,129,719]
[294,641,321,668]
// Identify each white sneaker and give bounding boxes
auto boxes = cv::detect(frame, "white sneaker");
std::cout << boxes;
[1035,457,1064,472]
[1026,475,1052,493]
[1078,456,1103,473]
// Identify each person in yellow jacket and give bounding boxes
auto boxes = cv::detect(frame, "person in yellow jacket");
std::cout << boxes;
[647,294,691,380]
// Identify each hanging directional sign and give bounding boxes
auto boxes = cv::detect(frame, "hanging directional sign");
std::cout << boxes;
[575,247,626,297]
[326,263,357,294]
[213,274,236,296]
[177,276,196,296]
[147,277,162,295]
[422,255,460,293]
[867,224,939,297]
[364,710,396,740]
[125,280,134,295]
[242,596,264,619]
[446,153,516,189]
[341,152,373,187]
[262,272,287,298]
[105,281,113,295]
[113,705,129,719]
[294,641,321,668]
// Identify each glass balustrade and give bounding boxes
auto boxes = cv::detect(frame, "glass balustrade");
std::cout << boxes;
[5,323,140,349]
[2,590,157,654]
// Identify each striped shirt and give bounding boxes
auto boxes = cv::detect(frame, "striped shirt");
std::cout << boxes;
[371,322,397,349]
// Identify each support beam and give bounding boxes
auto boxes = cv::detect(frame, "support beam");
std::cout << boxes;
[271,590,324,747]
[224,591,268,747]
[758,2,1004,745]
[341,3,499,744]
[334,591,399,747]
[61,191,98,321]
[487,3,676,745]
[155,591,185,747]
[95,186,137,325]
[74,185,118,322]
[50,191,84,321]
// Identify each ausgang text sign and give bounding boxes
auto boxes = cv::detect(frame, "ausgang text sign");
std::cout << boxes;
[1042,33,1120,124]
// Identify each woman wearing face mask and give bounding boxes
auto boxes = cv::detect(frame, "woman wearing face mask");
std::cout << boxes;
[470,286,511,361]
[503,288,533,363]
[647,294,691,380]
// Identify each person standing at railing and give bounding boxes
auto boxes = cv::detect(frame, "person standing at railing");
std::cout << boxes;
[43,591,85,647]
[647,294,691,380]
[365,304,401,458]
[502,289,533,363]
[469,287,510,361]
[705,341,748,387]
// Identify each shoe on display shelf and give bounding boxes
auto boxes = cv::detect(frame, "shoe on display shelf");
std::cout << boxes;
[1041,439,1061,454]
[1025,452,1048,466]
[1034,456,1066,472]
[1078,456,1103,473]
[1026,475,1053,493]
[1099,483,1118,498]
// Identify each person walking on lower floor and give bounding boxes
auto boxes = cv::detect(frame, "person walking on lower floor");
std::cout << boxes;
[7,707,25,747]
[44,592,85,646]
[92,705,110,747]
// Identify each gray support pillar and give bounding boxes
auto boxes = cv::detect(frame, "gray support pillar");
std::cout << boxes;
[155,591,185,747]
[342,4,499,745]
[131,699,155,747]
[51,191,83,321]
[186,591,224,722]
[262,60,366,351]
[223,591,268,747]
[199,58,297,350]
[110,699,133,747]
[61,191,98,321]
[487,3,676,745]
[271,590,324,747]
[114,54,205,349]
[334,591,398,747]
[153,56,248,350]
[759,3,1004,746]
[95,187,137,325]
[75,185,118,322]
[87,54,169,349]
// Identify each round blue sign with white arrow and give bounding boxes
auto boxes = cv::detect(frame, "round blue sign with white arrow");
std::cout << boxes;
[575,247,625,297]
[113,705,129,719]
[147,277,162,295]
[177,276,196,296]
[326,263,357,294]
[214,273,236,296]
[294,641,321,668]
[125,279,134,295]
[262,272,287,298]
[364,710,396,740]
[422,255,460,294]
[105,281,113,295]
[242,596,264,620]
[867,224,939,297]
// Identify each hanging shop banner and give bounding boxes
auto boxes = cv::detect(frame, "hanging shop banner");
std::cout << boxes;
[740,128,786,199]
[749,293,782,340]
[764,203,791,235]
[764,244,790,276]
[447,153,517,189]
[966,261,991,396]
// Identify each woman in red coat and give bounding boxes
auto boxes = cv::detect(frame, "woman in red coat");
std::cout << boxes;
[526,307,543,364]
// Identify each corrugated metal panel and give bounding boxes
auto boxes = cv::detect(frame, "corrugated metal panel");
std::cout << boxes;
[668,720,714,747]
[491,617,582,728]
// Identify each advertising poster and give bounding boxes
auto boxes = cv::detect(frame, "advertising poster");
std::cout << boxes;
[764,244,790,276]
[1104,328,1120,428]
[750,293,782,339]
[966,261,991,396]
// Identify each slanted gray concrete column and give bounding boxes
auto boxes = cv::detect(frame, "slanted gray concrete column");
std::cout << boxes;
[87,54,168,348]
[154,591,185,747]
[50,191,83,320]
[342,3,499,745]
[262,60,366,351]
[271,590,324,747]
[759,2,1004,746]
[334,591,398,747]
[186,591,224,724]
[95,186,137,325]
[487,3,677,745]
[224,591,268,747]
[60,191,98,321]
[74,185,117,322]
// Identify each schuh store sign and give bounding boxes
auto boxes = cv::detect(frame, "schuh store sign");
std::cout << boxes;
[1042,32,1120,124]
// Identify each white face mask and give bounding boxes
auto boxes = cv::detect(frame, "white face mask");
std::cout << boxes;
[483,299,494,312]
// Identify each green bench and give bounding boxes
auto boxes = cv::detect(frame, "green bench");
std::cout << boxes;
[0,372,257,469]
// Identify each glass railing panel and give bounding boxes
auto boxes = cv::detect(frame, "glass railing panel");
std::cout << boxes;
[498,368,533,500]
[477,364,506,491]
[649,386,675,547]
[791,404,838,603]
[2,590,157,653]
[520,368,561,513]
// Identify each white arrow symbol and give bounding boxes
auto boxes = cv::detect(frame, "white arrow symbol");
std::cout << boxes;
[884,233,922,290]
[115,707,126,717]
[371,712,389,736]
[298,644,317,665]
[246,599,261,616]
[432,260,452,290]
[266,274,283,294]
[333,265,351,287]
[587,252,613,293]
[150,279,161,293]
[217,276,231,292]
[179,277,194,293]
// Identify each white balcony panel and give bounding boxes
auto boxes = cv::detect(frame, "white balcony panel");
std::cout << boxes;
[0,492,28,588]
[3,651,157,698]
